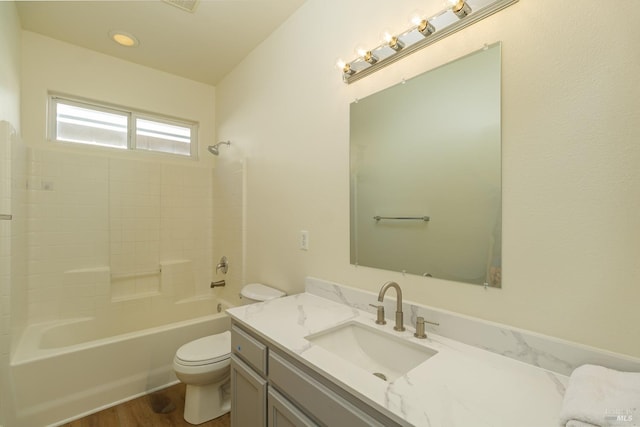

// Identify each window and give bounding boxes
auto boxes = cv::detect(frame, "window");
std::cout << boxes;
[135,117,192,157]
[49,95,198,158]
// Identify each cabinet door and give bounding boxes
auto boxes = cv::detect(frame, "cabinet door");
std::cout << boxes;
[269,352,391,427]
[231,355,267,427]
[268,388,318,427]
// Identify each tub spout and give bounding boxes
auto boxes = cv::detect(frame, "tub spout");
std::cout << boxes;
[210,280,226,288]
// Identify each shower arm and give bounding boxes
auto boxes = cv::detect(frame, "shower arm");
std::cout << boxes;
[207,140,231,156]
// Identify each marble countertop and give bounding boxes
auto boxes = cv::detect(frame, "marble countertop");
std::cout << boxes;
[227,292,568,427]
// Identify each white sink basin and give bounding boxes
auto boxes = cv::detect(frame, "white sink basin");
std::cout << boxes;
[305,321,437,382]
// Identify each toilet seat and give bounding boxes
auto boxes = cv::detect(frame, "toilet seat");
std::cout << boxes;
[175,331,231,366]
[241,283,286,301]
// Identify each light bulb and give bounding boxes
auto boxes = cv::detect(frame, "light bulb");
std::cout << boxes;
[380,29,394,44]
[388,35,404,51]
[335,58,354,76]
[409,10,425,27]
[380,29,404,52]
[363,51,378,65]
[355,45,368,58]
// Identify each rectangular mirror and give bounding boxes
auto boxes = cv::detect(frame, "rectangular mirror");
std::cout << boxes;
[350,43,502,287]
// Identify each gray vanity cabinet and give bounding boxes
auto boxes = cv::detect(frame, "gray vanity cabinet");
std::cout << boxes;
[230,356,267,427]
[268,388,316,427]
[230,324,268,427]
[230,321,401,427]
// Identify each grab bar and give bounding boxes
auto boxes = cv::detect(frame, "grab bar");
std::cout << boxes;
[0,214,12,220]
[374,216,430,222]
[111,268,161,280]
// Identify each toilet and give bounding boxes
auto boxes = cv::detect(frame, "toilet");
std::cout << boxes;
[173,283,286,424]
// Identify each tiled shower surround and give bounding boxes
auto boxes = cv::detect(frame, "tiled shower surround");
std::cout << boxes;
[1,121,27,357]
[25,147,213,324]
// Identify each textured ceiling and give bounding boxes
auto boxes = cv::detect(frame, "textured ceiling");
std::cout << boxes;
[16,0,305,86]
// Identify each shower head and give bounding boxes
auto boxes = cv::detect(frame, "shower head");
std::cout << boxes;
[208,141,231,156]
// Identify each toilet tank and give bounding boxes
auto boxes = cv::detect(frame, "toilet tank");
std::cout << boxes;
[240,283,286,304]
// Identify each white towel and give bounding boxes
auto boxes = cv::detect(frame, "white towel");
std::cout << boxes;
[559,364,640,427]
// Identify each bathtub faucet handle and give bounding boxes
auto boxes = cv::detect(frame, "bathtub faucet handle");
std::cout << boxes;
[211,280,226,288]
[216,256,229,275]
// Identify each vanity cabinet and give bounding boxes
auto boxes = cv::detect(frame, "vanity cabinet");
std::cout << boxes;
[230,356,267,427]
[230,324,268,427]
[230,321,401,427]
[268,388,316,427]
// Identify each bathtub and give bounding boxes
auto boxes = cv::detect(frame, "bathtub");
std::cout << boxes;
[9,307,231,427]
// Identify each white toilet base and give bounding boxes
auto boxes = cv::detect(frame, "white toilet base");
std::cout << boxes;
[183,376,230,425]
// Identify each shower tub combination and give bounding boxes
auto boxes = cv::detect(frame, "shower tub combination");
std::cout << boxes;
[10,298,231,427]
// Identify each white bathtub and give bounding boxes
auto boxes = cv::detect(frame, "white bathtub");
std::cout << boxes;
[10,308,231,427]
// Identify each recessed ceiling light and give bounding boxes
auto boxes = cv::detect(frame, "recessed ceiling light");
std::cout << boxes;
[109,30,139,48]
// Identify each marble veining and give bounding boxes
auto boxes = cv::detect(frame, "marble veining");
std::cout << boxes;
[296,303,306,326]
[547,370,568,396]
[500,330,575,374]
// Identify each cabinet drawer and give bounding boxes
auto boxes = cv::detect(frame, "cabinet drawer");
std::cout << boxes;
[269,352,389,427]
[231,325,267,376]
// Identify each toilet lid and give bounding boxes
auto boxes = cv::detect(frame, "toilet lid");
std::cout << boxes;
[175,331,231,366]
[241,283,286,301]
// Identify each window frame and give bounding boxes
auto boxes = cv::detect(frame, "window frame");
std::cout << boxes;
[48,94,199,159]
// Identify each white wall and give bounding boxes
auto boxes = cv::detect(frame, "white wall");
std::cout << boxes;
[216,0,640,357]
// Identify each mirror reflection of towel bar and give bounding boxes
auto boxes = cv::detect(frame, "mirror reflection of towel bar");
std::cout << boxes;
[374,216,430,222]
[0,214,12,220]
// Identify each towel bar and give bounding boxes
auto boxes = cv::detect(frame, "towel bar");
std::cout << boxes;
[373,216,430,222]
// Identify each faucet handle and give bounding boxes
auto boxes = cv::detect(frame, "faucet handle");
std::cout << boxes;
[414,317,427,339]
[414,316,439,339]
[216,256,228,274]
[369,304,387,325]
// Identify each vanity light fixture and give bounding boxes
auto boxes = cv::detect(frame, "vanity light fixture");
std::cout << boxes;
[337,0,518,84]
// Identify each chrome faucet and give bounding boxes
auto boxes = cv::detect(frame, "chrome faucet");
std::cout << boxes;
[377,281,405,331]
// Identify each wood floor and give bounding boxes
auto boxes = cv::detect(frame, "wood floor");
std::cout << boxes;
[61,383,230,427]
